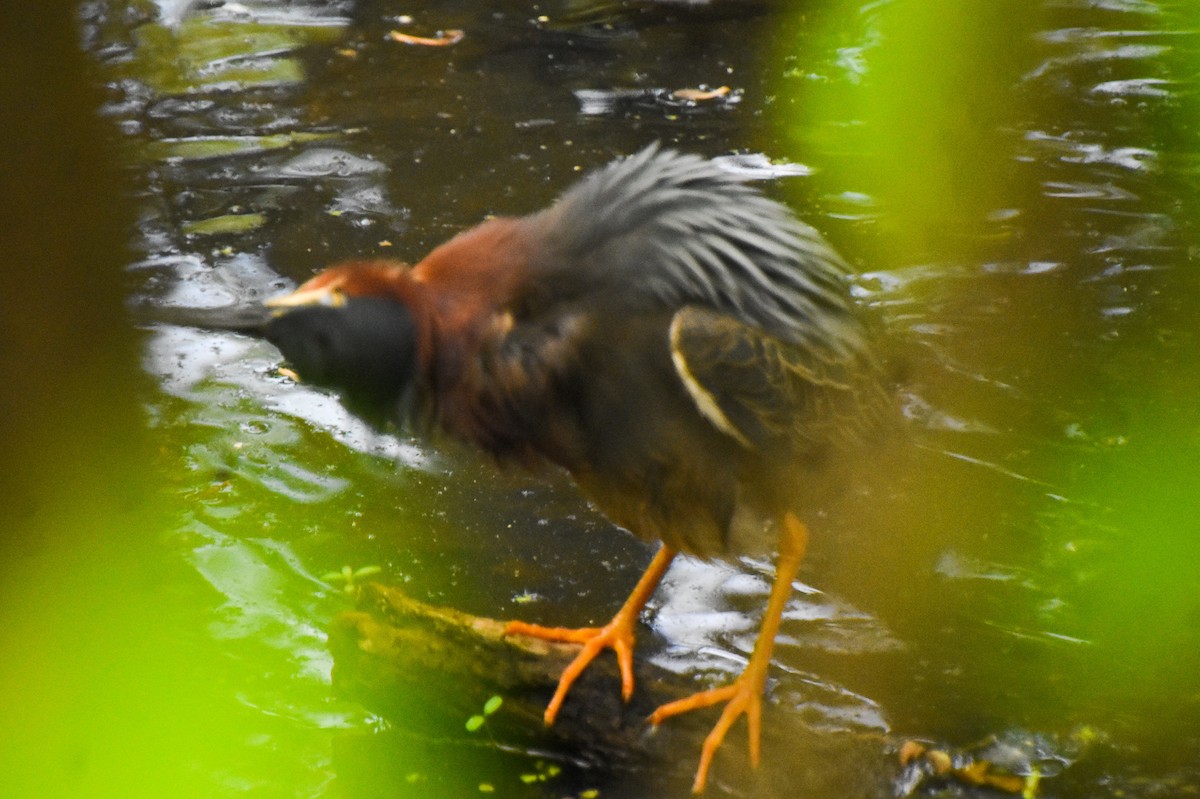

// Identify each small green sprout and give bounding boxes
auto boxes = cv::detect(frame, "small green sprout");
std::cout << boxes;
[322,564,382,595]
[519,760,563,784]
[466,695,504,732]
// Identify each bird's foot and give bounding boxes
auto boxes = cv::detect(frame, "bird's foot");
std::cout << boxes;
[649,517,805,793]
[648,661,769,794]
[504,546,675,725]
[504,612,638,725]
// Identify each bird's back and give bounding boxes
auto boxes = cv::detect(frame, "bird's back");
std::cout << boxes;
[526,144,868,360]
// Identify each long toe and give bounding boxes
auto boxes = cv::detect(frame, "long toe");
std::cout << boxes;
[506,614,639,724]
[649,675,763,794]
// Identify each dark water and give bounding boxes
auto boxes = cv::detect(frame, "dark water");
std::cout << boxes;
[2,1,1197,797]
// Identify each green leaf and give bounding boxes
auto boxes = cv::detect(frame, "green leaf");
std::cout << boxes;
[181,212,266,237]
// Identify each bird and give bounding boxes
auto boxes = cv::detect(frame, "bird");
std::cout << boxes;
[260,144,892,793]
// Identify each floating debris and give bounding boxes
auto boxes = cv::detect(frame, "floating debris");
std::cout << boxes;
[672,85,731,101]
[387,29,464,47]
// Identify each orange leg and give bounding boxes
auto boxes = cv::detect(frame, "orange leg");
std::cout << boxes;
[505,545,676,725]
[649,514,808,794]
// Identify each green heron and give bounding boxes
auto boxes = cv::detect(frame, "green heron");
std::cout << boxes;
[264,144,890,792]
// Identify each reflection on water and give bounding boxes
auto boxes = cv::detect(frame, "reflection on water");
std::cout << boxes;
[60,0,1200,796]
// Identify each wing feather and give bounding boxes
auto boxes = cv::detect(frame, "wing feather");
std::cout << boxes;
[669,306,886,455]
[526,144,866,361]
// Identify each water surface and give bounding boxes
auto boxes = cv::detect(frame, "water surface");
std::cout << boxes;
[3,1,1197,797]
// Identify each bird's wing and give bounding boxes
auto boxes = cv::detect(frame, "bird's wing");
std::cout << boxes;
[669,305,881,455]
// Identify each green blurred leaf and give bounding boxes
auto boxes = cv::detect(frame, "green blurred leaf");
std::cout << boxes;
[782,0,1041,262]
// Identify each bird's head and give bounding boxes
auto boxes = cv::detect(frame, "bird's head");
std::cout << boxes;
[264,261,422,427]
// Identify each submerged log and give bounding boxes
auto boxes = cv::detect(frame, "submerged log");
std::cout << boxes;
[328,582,673,770]
[328,582,907,796]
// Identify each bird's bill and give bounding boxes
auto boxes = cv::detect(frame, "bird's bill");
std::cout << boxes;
[264,284,346,309]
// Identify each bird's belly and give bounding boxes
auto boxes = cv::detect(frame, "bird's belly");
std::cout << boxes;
[566,426,787,560]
